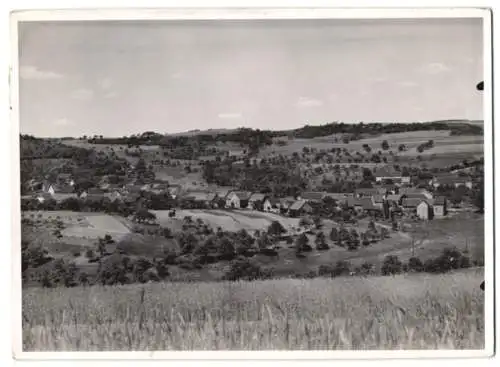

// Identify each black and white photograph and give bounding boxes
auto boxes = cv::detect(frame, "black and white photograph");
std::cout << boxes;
[11,8,493,357]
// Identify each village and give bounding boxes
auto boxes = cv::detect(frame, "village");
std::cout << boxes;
[21,162,477,225]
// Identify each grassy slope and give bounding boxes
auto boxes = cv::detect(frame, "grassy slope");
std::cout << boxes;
[22,269,485,351]
[22,209,484,281]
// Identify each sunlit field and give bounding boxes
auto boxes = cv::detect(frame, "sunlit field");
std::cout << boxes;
[22,270,484,351]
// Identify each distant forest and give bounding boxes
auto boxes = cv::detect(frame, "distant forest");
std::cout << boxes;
[32,120,481,149]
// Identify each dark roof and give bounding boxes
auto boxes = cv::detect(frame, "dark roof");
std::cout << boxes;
[280,197,296,206]
[289,199,308,211]
[402,198,427,208]
[124,193,141,202]
[374,168,402,178]
[434,196,447,205]
[357,197,375,209]
[88,188,105,195]
[85,194,105,202]
[268,197,281,205]
[249,193,267,202]
[346,197,361,207]
[387,194,402,202]
[355,188,379,196]
[232,191,252,200]
[53,185,75,194]
[52,193,78,202]
[300,191,325,201]
[323,193,350,201]
[185,191,217,202]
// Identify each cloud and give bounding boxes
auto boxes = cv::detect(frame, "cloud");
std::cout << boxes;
[19,65,63,80]
[103,91,118,99]
[218,112,243,120]
[71,88,94,101]
[297,97,323,108]
[399,81,419,88]
[420,62,451,75]
[99,78,113,90]
[171,72,185,79]
[368,76,388,83]
[52,118,74,127]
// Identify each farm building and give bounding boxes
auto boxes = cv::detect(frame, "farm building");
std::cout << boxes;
[355,188,379,198]
[431,175,473,189]
[402,198,434,220]
[288,199,313,217]
[213,187,234,200]
[51,193,79,203]
[263,197,281,213]
[226,191,252,209]
[248,193,268,210]
[433,196,448,218]
[279,197,297,214]
[183,191,217,208]
[323,193,353,202]
[400,188,434,201]
[167,185,183,199]
[387,194,403,205]
[104,190,123,202]
[374,168,410,185]
[80,188,105,198]
[372,195,385,209]
[416,201,433,220]
[299,191,326,203]
[124,193,141,204]
[56,173,75,186]
[36,193,54,203]
[43,182,75,195]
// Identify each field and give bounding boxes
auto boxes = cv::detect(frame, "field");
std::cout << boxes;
[152,209,301,233]
[22,270,485,351]
[259,130,483,162]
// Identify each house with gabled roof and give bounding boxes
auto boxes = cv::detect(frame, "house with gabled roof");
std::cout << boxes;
[433,196,447,218]
[288,199,313,217]
[248,193,268,210]
[400,188,433,201]
[213,186,234,200]
[225,191,252,209]
[183,191,217,206]
[417,200,433,220]
[299,191,326,203]
[263,197,281,213]
[278,197,297,213]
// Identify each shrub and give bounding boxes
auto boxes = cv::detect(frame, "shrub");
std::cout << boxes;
[424,248,471,273]
[407,256,424,273]
[333,260,352,277]
[381,255,403,276]
[224,259,269,281]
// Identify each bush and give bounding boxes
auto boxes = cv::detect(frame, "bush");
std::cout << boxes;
[381,255,403,275]
[407,256,424,273]
[333,260,352,277]
[224,259,269,281]
[424,248,471,273]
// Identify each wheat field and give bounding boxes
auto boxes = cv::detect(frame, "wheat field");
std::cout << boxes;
[22,271,484,351]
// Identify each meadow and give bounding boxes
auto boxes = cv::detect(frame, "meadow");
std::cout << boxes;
[22,270,484,351]
[152,209,301,233]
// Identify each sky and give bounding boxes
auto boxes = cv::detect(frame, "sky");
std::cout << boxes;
[17,18,484,138]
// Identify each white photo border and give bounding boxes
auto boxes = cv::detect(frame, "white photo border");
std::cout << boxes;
[9,6,495,361]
